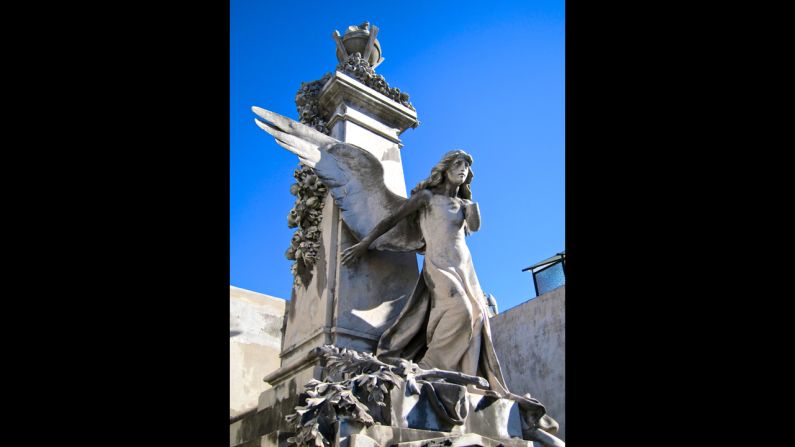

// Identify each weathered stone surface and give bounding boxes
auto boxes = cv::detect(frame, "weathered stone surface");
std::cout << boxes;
[321,72,417,139]
[257,67,421,381]
[234,430,292,447]
[335,53,414,110]
[231,365,322,446]
[333,22,383,68]
[285,164,328,286]
[489,286,565,440]
[296,73,333,134]
[273,345,551,447]
[347,433,380,447]
[389,381,523,439]
[392,433,530,447]
[320,71,418,198]
[235,407,534,447]
[231,286,287,418]
[337,422,533,447]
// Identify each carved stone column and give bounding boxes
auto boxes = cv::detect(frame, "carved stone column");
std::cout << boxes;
[260,43,420,421]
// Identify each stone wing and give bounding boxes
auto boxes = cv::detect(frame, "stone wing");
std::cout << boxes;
[253,106,424,252]
[314,142,424,252]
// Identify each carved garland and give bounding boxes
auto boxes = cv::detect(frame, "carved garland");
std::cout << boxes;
[284,346,491,447]
[336,52,415,110]
[295,73,332,134]
[285,346,403,447]
[285,164,327,286]
[286,75,332,286]
[286,63,413,285]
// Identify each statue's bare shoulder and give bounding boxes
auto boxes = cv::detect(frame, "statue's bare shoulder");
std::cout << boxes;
[411,189,433,206]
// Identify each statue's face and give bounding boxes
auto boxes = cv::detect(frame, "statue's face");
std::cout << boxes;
[445,157,470,187]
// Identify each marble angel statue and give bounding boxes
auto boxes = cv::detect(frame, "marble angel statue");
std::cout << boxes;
[253,106,564,447]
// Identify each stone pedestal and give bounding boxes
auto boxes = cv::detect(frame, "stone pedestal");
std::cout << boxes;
[388,383,524,440]
[256,71,421,437]
[233,379,535,447]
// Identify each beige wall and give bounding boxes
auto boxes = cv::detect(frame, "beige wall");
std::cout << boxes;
[489,286,565,440]
[230,286,286,418]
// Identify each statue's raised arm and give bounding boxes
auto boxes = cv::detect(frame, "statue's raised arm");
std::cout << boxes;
[252,106,424,252]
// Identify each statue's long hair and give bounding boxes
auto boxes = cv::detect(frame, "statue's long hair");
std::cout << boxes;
[411,150,474,200]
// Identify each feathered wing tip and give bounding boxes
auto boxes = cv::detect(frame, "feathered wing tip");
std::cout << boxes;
[251,106,339,167]
[252,109,424,253]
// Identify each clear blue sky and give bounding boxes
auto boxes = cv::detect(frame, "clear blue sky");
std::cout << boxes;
[231,0,564,312]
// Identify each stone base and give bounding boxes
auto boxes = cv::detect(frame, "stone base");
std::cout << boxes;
[232,345,551,447]
[388,382,524,441]
[231,366,319,447]
[233,379,534,447]
[234,431,292,447]
[234,424,532,447]
[337,422,533,447]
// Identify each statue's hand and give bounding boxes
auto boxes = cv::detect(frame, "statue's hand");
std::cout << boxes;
[341,241,369,265]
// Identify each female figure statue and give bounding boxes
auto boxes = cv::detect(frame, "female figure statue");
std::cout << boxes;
[253,107,564,447]
[340,150,500,384]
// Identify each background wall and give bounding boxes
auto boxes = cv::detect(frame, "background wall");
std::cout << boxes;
[490,286,565,440]
[230,286,286,418]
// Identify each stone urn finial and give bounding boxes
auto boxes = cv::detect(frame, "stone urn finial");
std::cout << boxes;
[332,22,384,69]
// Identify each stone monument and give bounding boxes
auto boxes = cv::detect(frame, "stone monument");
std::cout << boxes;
[232,23,565,447]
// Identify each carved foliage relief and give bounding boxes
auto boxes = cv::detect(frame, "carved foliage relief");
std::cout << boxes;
[336,52,415,110]
[286,59,413,285]
[286,75,332,286]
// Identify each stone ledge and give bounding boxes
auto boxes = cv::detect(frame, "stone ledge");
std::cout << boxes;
[336,422,533,447]
[318,72,419,134]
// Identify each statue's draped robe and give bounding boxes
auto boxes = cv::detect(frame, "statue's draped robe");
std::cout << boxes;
[377,194,508,389]
[376,194,556,432]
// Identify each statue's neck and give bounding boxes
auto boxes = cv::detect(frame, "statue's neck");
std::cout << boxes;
[432,182,459,198]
